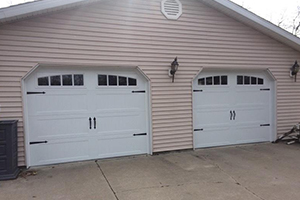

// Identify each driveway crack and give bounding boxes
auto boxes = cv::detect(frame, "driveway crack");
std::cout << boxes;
[213,162,265,200]
[95,161,119,200]
[193,154,266,200]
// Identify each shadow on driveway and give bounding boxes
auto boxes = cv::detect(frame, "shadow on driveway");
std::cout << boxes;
[2,143,300,200]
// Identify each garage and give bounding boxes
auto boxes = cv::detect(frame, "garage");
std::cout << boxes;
[193,70,275,148]
[24,66,150,166]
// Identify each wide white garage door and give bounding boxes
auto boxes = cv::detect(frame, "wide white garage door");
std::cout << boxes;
[193,70,274,148]
[25,67,149,166]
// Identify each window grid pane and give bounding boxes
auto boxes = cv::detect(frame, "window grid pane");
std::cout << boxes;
[258,78,264,85]
[109,75,118,86]
[198,78,205,85]
[214,76,220,85]
[38,77,49,86]
[237,76,243,85]
[221,76,227,85]
[50,75,61,86]
[98,75,107,86]
[251,77,257,85]
[119,76,127,86]
[62,74,73,86]
[206,77,213,85]
[128,78,137,86]
[244,76,250,85]
[74,74,84,86]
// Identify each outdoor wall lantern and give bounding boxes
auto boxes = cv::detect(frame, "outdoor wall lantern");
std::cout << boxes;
[169,57,179,83]
[290,60,299,82]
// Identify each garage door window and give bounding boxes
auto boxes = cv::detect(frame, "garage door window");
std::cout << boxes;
[62,75,72,86]
[198,76,227,86]
[237,75,264,85]
[98,75,137,87]
[98,75,107,86]
[38,74,84,87]
[74,74,84,86]
[129,78,137,86]
[109,75,118,86]
[119,76,127,86]
[50,75,61,86]
[38,77,49,86]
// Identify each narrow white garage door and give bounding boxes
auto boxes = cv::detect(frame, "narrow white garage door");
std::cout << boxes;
[193,70,274,148]
[25,67,149,166]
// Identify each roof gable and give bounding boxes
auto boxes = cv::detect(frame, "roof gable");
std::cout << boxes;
[1,0,300,52]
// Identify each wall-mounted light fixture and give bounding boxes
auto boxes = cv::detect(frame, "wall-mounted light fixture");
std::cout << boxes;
[169,57,179,83]
[290,61,299,82]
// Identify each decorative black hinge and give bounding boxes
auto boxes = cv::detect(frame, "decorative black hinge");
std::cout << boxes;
[132,90,146,93]
[260,124,270,127]
[30,141,48,145]
[260,89,270,91]
[133,133,147,136]
[194,129,204,131]
[27,92,46,95]
[193,90,203,92]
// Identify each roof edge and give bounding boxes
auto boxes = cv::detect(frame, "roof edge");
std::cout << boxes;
[0,0,94,23]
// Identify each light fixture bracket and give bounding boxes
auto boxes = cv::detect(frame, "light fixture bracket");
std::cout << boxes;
[290,60,299,82]
[169,57,179,83]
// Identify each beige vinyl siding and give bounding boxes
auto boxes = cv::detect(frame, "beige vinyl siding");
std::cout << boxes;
[0,0,300,166]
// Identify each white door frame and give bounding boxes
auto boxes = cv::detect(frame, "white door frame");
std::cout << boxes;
[21,64,152,167]
[191,68,277,149]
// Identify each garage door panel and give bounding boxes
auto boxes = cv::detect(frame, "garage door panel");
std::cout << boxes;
[194,87,232,135]
[96,112,147,135]
[194,129,232,148]
[27,94,89,115]
[28,111,90,138]
[194,110,231,128]
[194,91,231,106]
[94,93,146,110]
[97,136,148,158]
[26,67,149,166]
[193,70,273,149]
[233,127,270,143]
[30,139,90,166]
[235,90,270,104]
[234,107,268,123]
[95,129,141,139]
[93,108,142,117]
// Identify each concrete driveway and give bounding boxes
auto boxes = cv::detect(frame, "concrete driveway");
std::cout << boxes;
[1,143,300,200]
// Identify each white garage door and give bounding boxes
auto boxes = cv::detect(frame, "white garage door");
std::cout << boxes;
[25,67,149,166]
[193,70,274,148]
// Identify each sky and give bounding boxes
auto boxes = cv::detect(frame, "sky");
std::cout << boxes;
[0,0,300,34]
[231,0,300,23]
[0,0,34,8]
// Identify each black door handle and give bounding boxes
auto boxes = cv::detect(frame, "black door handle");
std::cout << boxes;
[89,117,92,129]
[230,111,233,120]
[233,111,236,120]
[94,117,96,129]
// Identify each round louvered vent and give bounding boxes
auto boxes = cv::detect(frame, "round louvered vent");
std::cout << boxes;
[161,0,182,20]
